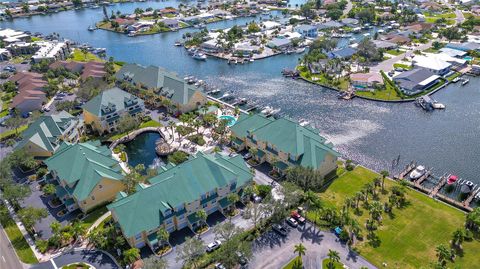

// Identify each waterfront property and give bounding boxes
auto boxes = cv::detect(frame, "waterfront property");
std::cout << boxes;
[9,71,47,114]
[412,55,452,76]
[44,141,125,213]
[116,63,207,114]
[392,68,441,95]
[231,114,340,177]
[15,111,84,158]
[108,152,253,249]
[49,60,107,81]
[82,87,145,134]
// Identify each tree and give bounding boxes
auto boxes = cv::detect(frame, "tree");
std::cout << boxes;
[247,22,261,33]
[4,116,26,136]
[167,151,188,165]
[326,9,342,20]
[451,229,465,249]
[117,114,138,134]
[294,243,306,258]
[42,184,56,196]
[22,3,29,13]
[123,248,140,266]
[196,209,207,227]
[2,184,31,207]
[142,256,168,269]
[214,221,243,242]
[175,237,204,268]
[368,201,383,223]
[357,38,383,62]
[435,244,453,265]
[466,207,480,233]
[157,227,170,247]
[213,234,252,269]
[380,170,389,191]
[226,192,240,216]
[327,249,340,269]
[71,221,86,241]
[18,207,48,232]
[122,164,144,194]
[243,202,266,230]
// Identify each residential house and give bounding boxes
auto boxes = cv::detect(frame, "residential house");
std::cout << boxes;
[160,18,179,29]
[393,67,440,95]
[327,47,357,59]
[15,111,83,158]
[266,38,291,50]
[0,48,11,61]
[350,72,384,89]
[381,34,411,45]
[115,63,207,114]
[231,115,340,177]
[372,40,397,50]
[44,141,125,213]
[341,18,359,27]
[31,41,71,63]
[234,42,260,56]
[108,152,253,249]
[412,55,452,75]
[445,42,480,52]
[294,24,318,38]
[404,22,434,33]
[82,87,145,134]
[49,60,107,81]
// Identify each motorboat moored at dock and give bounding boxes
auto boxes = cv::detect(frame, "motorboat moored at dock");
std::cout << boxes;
[409,165,426,180]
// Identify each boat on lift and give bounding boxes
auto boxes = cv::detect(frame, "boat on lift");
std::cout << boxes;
[460,180,474,194]
[299,119,310,126]
[452,77,460,83]
[447,175,458,185]
[432,102,445,109]
[192,52,207,60]
[409,165,426,180]
[462,78,470,85]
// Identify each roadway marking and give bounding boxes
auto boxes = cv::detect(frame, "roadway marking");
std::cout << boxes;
[50,259,58,269]
[2,256,5,262]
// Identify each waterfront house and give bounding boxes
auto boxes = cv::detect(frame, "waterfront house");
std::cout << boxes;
[438,47,468,58]
[341,18,359,27]
[49,60,106,81]
[393,67,440,95]
[294,24,318,38]
[445,42,480,52]
[372,40,398,50]
[116,63,207,114]
[381,34,411,45]
[234,42,260,56]
[266,38,291,50]
[327,47,357,59]
[108,152,253,249]
[231,115,340,177]
[0,48,11,61]
[317,21,343,30]
[412,55,451,76]
[44,141,125,213]
[15,111,84,158]
[350,72,384,89]
[31,41,71,63]
[82,87,145,134]
[160,18,179,29]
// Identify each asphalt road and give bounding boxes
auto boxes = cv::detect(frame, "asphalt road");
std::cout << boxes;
[0,225,24,269]
[31,249,120,269]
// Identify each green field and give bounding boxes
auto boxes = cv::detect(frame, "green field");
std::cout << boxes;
[322,259,343,269]
[0,206,38,264]
[70,49,103,62]
[81,206,108,230]
[315,167,480,268]
[393,63,412,70]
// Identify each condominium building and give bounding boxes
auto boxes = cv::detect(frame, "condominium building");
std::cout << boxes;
[108,152,252,249]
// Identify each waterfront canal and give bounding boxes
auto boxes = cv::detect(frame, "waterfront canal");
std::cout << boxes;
[123,131,166,170]
[2,1,480,185]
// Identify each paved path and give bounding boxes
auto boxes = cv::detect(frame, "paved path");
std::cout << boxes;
[343,0,353,17]
[454,9,465,25]
[0,225,25,269]
[249,222,376,269]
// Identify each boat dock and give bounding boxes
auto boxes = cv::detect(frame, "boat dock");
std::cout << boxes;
[395,162,476,212]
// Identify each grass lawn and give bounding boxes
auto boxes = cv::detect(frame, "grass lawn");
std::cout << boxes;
[297,66,349,91]
[314,166,480,268]
[393,63,412,70]
[355,82,402,101]
[446,72,461,82]
[0,124,28,140]
[282,256,302,269]
[61,262,90,269]
[322,258,343,269]
[70,49,103,62]
[81,206,108,229]
[386,49,404,56]
[0,206,38,264]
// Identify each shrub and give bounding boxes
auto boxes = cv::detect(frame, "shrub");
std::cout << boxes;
[35,239,49,253]
[256,185,272,198]
[167,151,189,165]
[186,134,205,146]
[36,168,48,178]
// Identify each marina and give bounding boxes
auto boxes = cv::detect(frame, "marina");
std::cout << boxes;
[396,162,480,212]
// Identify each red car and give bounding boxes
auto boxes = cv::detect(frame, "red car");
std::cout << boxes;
[291,211,306,225]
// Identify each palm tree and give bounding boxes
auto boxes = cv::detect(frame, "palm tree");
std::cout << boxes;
[293,243,306,267]
[227,193,240,218]
[466,208,480,232]
[196,209,208,229]
[327,249,340,269]
[435,244,453,264]
[451,229,465,249]
[368,201,383,223]
[42,184,56,197]
[157,226,170,248]
[123,248,140,266]
[380,170,389,191]
[354,191,363,209]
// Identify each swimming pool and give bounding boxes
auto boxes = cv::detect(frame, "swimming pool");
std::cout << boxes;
[218,115,237,127]
[464,56,474,61]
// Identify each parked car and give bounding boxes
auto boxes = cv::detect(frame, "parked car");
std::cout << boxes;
[291,211,306,225]
[243,153,252,160]
[206,240,222,252]
[272,223,288,236]
[286,217,298,228]
[214,263,226,269]
[252,193,262,203]
[54,96,64,100]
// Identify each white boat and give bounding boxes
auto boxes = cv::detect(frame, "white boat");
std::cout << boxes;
[409,165,426,180]
[174,41,182,46]
[209,89,221,95]
[432,102,445,109]
[462,79,469,85]
[261,106,273,115]
[87,25,96,31]
[249,58,255,62]
[192,52,207,60]
[296,47,306,53]
[299,119,310,126]
[127,32,136,37]
[452,77,460,83]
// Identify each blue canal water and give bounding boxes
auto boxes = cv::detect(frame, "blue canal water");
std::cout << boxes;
[123,131,166,169]
[2,1,480,184]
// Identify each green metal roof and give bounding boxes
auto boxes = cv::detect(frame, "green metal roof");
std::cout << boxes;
[230,113,273,138]
[187,213,200,224]
[16,111,78,153]
[108,152,253,238]
[218,197,231,208]
[274,161,289,171]
[44,141,124,202]
[82,87,144,117]
[115,63,205,105]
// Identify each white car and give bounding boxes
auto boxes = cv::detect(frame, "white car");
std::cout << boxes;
[206,240,222,252]
[409,165,426,180]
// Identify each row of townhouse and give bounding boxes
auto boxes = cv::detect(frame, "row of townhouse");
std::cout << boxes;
[82,87,145,134]
[107,152,253,250]
[15,111,84,157]
[230,114,340,178]
[9,71,47,114]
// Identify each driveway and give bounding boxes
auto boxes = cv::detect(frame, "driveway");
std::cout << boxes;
[370,41,433,73]
[249,222,377,269]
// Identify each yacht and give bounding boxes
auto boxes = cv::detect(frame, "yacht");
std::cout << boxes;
[432,102,445,109]
[296,47,306,53]
[87,25,97,31]
[299,119,310,126]
[452,77,460,83]
[127,32,136,37]
[192,52,207,60]
[174,40,183,46]
[409,165,426,180]
[462,78,470,85]
[460,181,474,194]
[261,106,273,115]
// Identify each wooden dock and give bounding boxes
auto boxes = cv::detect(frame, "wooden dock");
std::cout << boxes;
[414,170,433,187]
[463,186,480,207]
[429,175,446,197]
[396,161,416,180]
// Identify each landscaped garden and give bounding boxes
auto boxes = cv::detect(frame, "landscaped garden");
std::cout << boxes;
[311,166,480,268]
